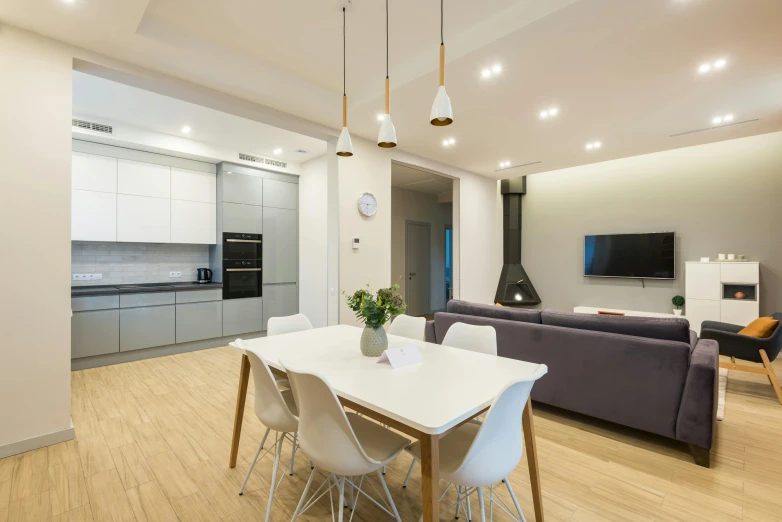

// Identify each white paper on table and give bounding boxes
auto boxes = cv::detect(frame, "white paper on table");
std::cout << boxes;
[377,344,422,369]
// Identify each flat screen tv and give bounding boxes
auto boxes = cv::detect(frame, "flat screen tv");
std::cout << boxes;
[584,232,675,279]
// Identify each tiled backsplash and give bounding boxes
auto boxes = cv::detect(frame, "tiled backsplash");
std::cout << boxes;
[72,241,210,286]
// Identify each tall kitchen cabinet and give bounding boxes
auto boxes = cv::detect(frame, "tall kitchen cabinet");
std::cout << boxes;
[216,163,299,335]
[685,261,760,335]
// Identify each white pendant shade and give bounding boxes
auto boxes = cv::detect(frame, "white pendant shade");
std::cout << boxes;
[336,127,353,156]
[430,85,453,126]
[377,113,397,148]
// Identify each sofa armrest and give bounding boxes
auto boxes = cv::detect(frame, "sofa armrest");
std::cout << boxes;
[701,320,743,334]
[676,338,719,450]
[425,320,436,344]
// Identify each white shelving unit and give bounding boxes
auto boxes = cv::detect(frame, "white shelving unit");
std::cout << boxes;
[685,261,760,334]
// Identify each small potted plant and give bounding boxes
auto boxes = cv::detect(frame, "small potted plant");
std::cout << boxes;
[672,295,685,316]
[344,284,407,357]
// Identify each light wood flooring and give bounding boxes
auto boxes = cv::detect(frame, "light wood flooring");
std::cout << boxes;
[2,347,782,522]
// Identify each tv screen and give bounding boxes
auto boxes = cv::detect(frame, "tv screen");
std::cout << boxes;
[584,232,675,279]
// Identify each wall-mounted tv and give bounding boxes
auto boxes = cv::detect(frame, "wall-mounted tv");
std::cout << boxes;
[584,232,675,279]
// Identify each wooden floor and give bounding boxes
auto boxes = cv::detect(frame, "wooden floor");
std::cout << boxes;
[2,348,782,522]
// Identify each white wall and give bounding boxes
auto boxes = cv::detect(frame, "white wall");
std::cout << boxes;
[391,187,453,312]
[299,155,329,327]
[0,27,73,453]
[522,131,782,315]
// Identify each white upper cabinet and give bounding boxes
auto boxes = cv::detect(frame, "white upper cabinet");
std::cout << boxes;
[117,194,171,243]
[118,159,171,198]
[72,190,117,241]
[171,200,216,244]
[171,167,217,204]
[263,178,297,210]
[72,152,117,193]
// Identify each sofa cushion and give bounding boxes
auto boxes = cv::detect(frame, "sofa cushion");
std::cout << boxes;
[446,300,541,324]
[540,311,690,344]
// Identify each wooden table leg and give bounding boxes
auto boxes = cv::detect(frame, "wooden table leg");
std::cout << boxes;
[522,397,544,521]
[420,433,440,522]
[229,353,251,468]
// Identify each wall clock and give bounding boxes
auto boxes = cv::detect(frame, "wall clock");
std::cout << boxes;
[357,192,378,217]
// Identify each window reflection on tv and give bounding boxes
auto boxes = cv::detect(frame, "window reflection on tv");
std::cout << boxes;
[584,232,675,279]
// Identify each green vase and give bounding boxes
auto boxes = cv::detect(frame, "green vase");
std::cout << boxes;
[360,325,388,357]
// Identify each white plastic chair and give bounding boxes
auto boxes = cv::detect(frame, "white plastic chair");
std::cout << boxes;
[441,322,498,355]
[257,313,313,450]
[387,314,427,341]
[283,360,409,522]
[235,342,300,522]
[405,367,547,522]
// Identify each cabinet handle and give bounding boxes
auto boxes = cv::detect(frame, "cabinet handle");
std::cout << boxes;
[226,239,263,243]
[226,268,263,272]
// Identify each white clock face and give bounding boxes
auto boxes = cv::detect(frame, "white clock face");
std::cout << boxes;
[357,192,378,217]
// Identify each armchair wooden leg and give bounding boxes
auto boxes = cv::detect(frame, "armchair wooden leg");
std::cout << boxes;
[759,349,782,406]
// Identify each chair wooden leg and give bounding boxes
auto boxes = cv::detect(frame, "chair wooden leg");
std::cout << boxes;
[759,349,782,406]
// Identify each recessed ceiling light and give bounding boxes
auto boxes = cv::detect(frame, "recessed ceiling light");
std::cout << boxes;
[448,138,455,145]
[540,107,559,120]
[586,143,594,150]
[548,107,558,116]
[712,116,723,125]
[585,141,602,151]
[181,125,191,135]
[491,64,502,74]
[62,0,75,3]
[539,111,549,119]
[273,148,283,155]
[723,114,734,122]
[377,113,385,122]
[442,139,450,147]
[714,58,727,69]
[698,63,712,74]
[498,160,511,168]
[481,68,491,79]
[593,141,601,149]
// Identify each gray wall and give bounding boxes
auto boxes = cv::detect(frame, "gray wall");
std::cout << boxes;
[522,131,782,316]
[72,241,210,286]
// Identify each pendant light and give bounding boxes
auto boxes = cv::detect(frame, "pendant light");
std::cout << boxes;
[377,0,397,148]
[430,0,453,125]
[336,6,354,157]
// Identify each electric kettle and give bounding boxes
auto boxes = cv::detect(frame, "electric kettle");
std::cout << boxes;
[196,268,213,284]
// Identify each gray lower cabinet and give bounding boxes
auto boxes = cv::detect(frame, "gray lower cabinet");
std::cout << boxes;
[72,310,119,358]
[223,297,263,336]
[223,203,263,234]
[176,301,223,343]
[262,283,298,330]
[263,207,297,283]
[120,305,176,351]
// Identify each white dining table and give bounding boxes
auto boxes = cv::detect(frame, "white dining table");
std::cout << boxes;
[227,324,548,522]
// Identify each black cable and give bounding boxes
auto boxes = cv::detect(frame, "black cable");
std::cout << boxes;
[386,0,389,79]
[441,0,444,45]
[343,7,346,96]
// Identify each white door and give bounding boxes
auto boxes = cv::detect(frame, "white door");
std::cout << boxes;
[405,222,431,317]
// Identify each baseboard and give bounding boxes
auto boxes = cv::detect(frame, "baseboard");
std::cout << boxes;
[0,417,75,459]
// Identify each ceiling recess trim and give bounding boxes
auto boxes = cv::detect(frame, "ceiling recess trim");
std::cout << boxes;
[494,160,542,173]
[669,118,760,138]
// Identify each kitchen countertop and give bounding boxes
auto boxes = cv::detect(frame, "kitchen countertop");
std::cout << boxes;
[72,282,222,297]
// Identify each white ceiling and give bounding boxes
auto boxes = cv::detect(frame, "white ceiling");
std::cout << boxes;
[72,71,327,163]
[392,163,453,196]
[2,0,781,178]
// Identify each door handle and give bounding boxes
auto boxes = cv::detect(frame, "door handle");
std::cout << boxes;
[226,239,263,243]
[226,268,263,272]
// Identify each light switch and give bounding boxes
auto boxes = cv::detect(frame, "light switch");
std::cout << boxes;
[352,237,360,250]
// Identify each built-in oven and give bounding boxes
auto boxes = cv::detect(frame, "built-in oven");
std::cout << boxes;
[222,232,262,299]
[223,232,262,260]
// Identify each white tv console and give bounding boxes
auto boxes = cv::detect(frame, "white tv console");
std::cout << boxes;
[573,306,679,319]
[685,261,760,335]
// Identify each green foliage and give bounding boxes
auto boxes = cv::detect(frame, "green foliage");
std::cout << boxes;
[672,295,685,308]
[343,283,407,328]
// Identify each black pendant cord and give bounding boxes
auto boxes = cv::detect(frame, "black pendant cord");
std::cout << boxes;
[441,0,444,45]
[343,7,346,96]
[386,0,389,79]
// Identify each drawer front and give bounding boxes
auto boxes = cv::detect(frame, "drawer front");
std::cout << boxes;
[721,300,760,328]
[120,292,176,308]
[72,295,120,312]
[120,306,176,351]
[176,302,223,343]
[176,289,223,304]
[720,263,759,284]
[223,297,263,336]
[72,310,120,358]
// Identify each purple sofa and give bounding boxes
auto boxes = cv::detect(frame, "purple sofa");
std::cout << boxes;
[426,300,719,467]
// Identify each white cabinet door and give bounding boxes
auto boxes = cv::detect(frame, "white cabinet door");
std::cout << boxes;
[686,298,721,335]
[171,200,216,244]
[721,300,759,328]
[721,264,759,284]
[117,194,170,243]
[685,263,721,300]
[72,152,117,193]
[72,190,117,241]
[118,159,171,198]
[171,167,216,204]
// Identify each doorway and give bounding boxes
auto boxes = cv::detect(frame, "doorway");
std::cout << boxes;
[405,221,431,316]
[445,225,453,305]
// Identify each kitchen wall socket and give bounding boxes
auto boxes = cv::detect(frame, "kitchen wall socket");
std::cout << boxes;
[169,271,182,278]
[73,273,103,281]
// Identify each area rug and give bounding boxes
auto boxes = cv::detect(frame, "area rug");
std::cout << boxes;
[717,367,728,420]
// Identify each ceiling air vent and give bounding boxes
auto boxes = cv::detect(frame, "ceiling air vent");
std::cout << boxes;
[239,152,287,169]
[72,119,113,135]
[669,118,760,138]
